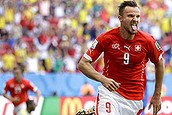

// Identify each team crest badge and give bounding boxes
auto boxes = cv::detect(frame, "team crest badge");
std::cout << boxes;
[135,45,141,51]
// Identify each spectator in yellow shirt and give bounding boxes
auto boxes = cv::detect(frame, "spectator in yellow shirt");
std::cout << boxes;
[2,50,16,72]
[0,15,5,29]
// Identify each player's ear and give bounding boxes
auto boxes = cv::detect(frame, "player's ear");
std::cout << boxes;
[118,15,123,22]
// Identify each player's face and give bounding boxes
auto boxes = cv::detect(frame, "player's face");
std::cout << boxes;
[13,69,22,82]
[119,6,140,35]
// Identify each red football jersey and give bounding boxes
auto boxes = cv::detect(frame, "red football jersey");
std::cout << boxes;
[3,78,38,106]
[84,27,163,100]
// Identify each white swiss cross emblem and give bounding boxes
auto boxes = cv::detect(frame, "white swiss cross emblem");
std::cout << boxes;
[135,45,141,51]
[112,43,120,50]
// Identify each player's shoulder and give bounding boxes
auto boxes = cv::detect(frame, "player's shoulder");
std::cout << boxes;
[6,78,14,83]
[102,27,118,37]
[21,78,30,84]
[97,27,118,41]
[137,30,155,41]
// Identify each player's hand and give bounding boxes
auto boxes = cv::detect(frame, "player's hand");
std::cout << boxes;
[148,94,161,115]
[12,97,20,103]
[100,76,120,92]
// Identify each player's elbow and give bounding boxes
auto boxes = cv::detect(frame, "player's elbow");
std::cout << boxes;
[2,93,9,100]
[77,58,87,71]
[2,93,6,97]
[154,57,165,72]
[156,57,165,67]
[77,60,84,71]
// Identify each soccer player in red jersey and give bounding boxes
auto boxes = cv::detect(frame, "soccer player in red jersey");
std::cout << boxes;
[3,65,41,115]
[77,1,164,115]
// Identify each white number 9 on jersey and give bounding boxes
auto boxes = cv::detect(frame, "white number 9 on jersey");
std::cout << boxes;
[124,52,130,65]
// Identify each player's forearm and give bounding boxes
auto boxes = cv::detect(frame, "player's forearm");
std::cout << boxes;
[154,58,165,96]
[77,57,103,82]
[36,90,41,104]
[3,93,12,101]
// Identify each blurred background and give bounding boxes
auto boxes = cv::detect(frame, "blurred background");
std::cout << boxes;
[0,0,172,115]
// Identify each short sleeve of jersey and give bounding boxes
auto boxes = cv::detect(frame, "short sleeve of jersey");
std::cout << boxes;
[84,34,104,62]
[26,81,38,92]
[147,36,164,63]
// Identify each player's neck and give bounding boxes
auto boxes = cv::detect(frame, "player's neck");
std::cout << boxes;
[119,27,135,40]
[15,78,22,83]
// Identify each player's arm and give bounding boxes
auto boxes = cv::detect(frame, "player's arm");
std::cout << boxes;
[3,83,20,103]
[148,57,165,115]
[3,93,19,103]
[35,89,41,104]
[78,57,120,91]
[32,88,41,105]
[154,57,164,99]
[78,56,104,82]
[28,82,41,104]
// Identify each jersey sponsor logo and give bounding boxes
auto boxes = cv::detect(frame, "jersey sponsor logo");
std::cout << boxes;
[155,41,161,51]
[112,43,120,50]
[124,45,131,51]
[91,40,98,49]
[135,45,141,51]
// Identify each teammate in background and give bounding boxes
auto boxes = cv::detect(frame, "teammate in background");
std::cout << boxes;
[3,65,41,115]
[77,1,164,115]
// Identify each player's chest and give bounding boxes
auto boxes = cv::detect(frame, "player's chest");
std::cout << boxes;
[9,83,26,94]
[104,41,146,64]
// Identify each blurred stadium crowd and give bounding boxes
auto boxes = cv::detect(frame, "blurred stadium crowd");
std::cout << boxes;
[0,0,172,73]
